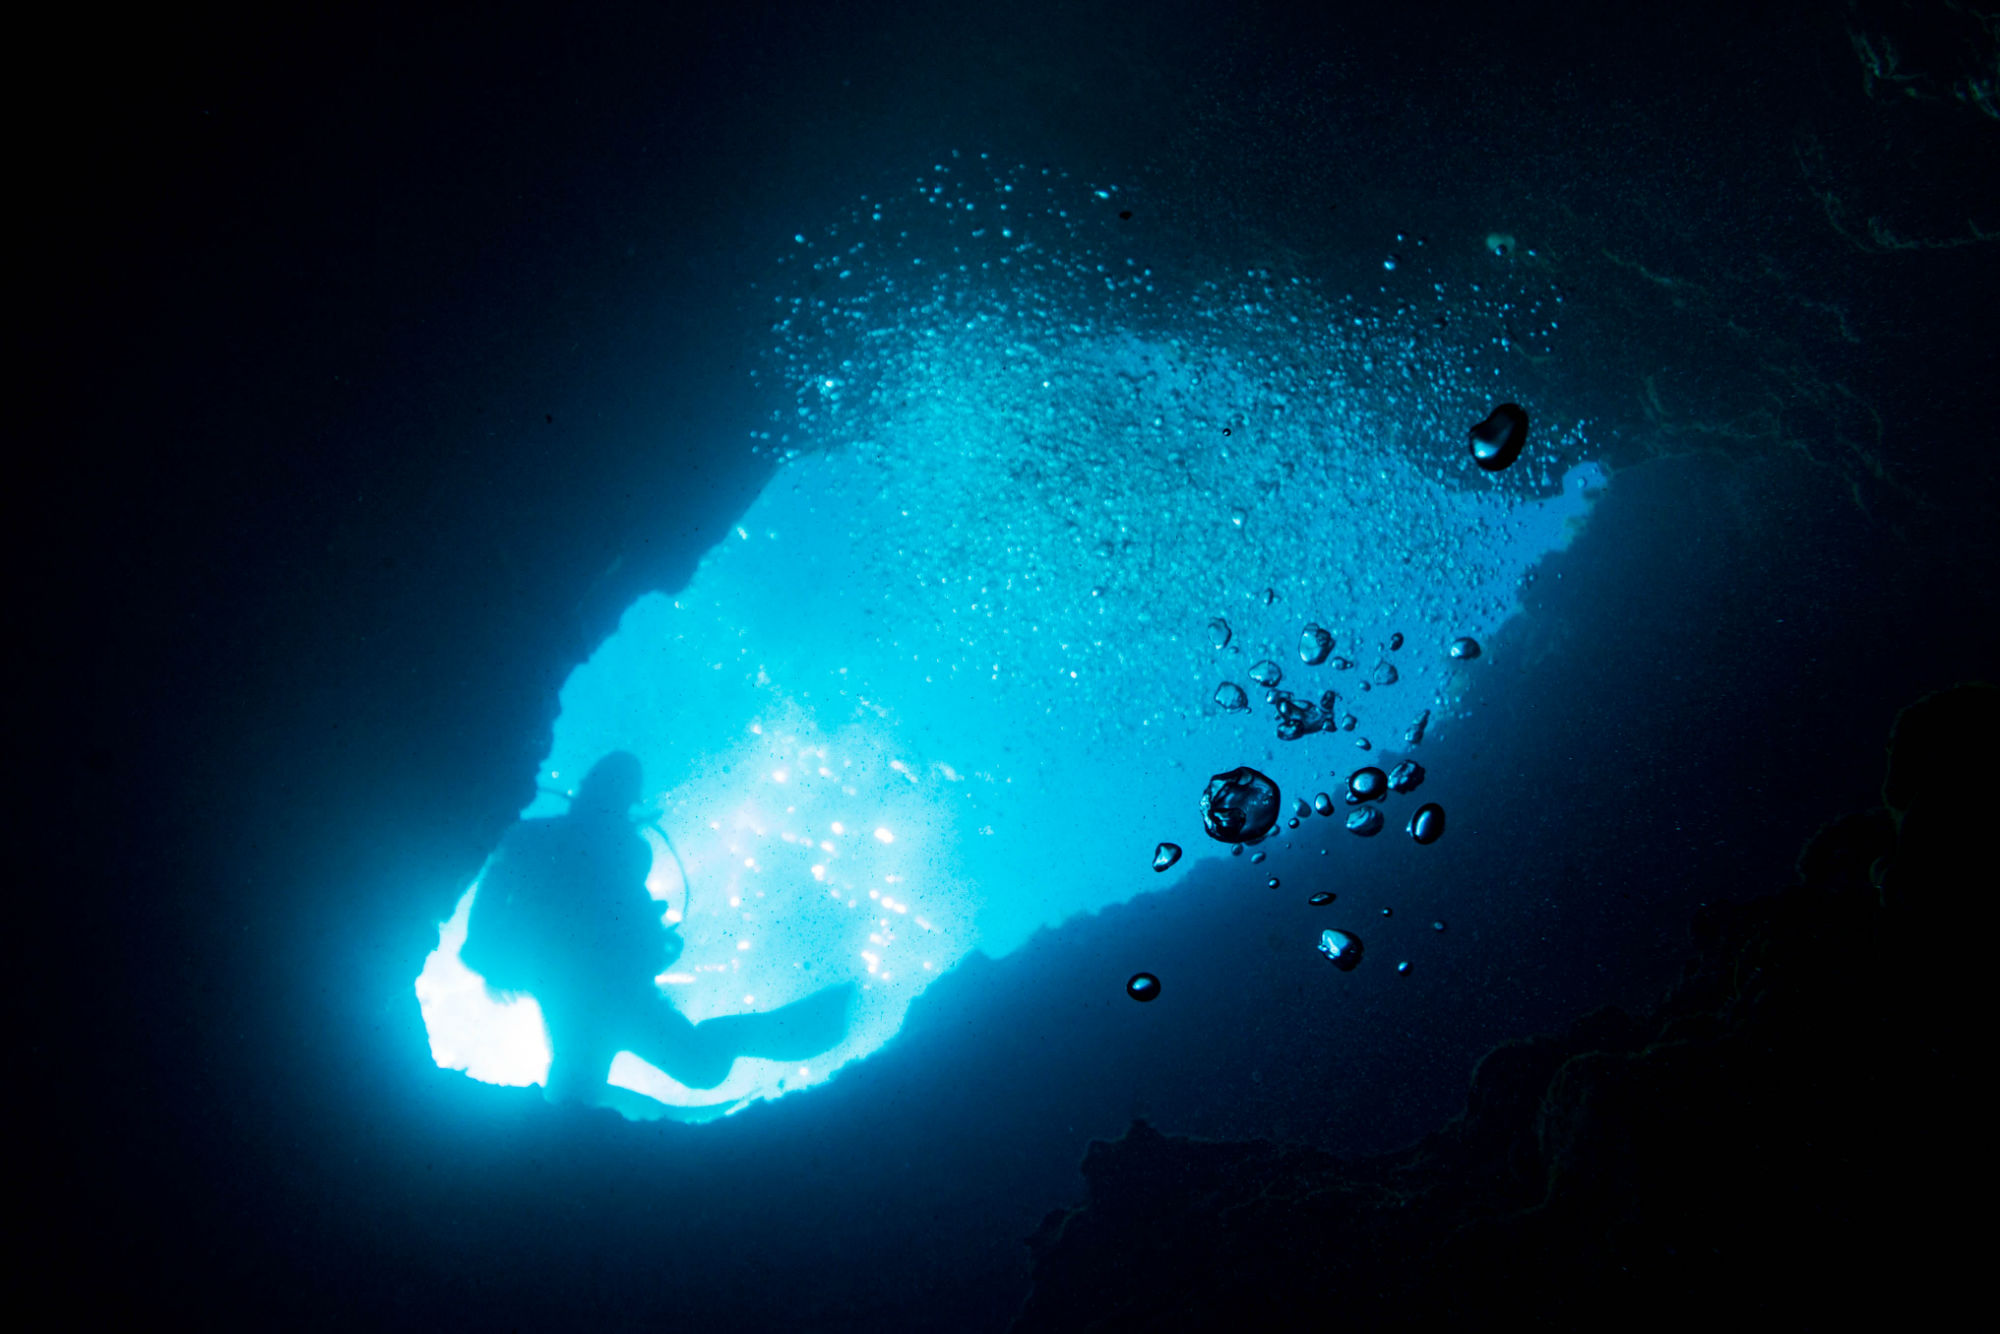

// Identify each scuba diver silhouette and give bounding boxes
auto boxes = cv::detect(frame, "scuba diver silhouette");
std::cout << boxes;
[460,751,854,1105]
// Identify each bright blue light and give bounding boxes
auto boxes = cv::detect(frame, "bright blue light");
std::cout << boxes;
[417,163,1607,1118]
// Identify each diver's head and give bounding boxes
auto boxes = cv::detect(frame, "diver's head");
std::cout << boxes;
[575,750,644,818]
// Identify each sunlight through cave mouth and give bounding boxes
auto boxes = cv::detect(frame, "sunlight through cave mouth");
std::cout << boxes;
[416,156,1606,1119]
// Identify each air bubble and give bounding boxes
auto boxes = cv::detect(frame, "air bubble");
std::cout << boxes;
[1345,808,1384,837]
[1448,637,1482,660]
[1249,659,1284,688]
[1214,682,1250,712]
[1208,618,1233,649]
[1318,929,1365,971]
[1200,767,1281,844]
[1346,766,1388,803]
[1372,661,1399,687]
[1409,803,1446,845]
[1467,402,1528,472]
[1309,891,1336,906]
[1388,632,1404,651]
[1387,760,1426,794]
[1312,792,1335,816]
[1298,624,1334,665]
[1127,972,1161,1002]
[1152,842,1183,872]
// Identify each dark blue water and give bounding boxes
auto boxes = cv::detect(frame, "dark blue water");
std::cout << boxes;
[24,2,1995,1327]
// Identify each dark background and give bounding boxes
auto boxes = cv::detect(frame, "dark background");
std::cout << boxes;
[20,2,1996,1328]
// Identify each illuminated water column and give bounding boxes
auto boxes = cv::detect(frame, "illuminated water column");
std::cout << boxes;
[417,160,1605,1118]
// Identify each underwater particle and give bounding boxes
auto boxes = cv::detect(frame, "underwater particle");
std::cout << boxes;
[1432,920,1446,931]
[1404,710,1431,744]
[1293,797,1313,820]
[1299,623,1335,665]
[1372,661,1399,687]
[1345,807,1384,837]
[1268,878,1281,889]
[1467,402,1529,473]
[1208,617,1233,650]
[1409,802,1447,845]
[1201,767,1281,844]
[1346,767,1388,803]
[1249,659,1284,688]
[1312,791,1335,816]
[1215,682,1251,712]
[1153,842,1183,872]
[1448,636,1482,661]
[1309,891,1336,906]
[1381,907,1394,916]
[1118,209,1133,220]
[1396,960,1411,975]
[1388,632,1404,651]
[1387,760,1427,794]
[1127,972,1161,1002]
[1318,929,1365,971]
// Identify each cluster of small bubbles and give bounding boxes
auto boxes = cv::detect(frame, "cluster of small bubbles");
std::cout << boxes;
[1214,682,1250,712]
[1153,841,1183,872]
[1449,636,1482,661]
[1208,618,1233,650]
[1126,972,1161,1002]
[1298,624,1334,665]
[1345,766,1388,803]
[1387,760,1426,793]
[1249,659,1284,688]
[1318,929,1364,971]
[1309,891,1336,906]
[1311,791,1335,816]
[1200,766,1281,843]
[1345,807,1383,836]
[1409,802,1447,845]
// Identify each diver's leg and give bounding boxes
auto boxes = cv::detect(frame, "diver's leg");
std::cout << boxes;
[685,982,856,1071]
[541,1002,619,1105]
[631,983,855,1090]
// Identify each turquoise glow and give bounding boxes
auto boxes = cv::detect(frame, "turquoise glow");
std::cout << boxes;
[416,159,1606,1118]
